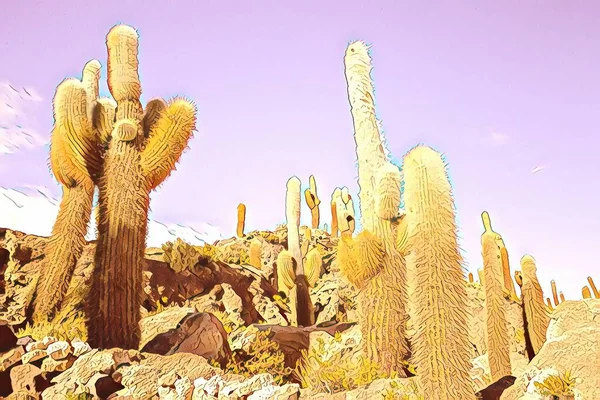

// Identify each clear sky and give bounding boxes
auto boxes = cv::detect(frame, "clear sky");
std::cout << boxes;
[1,1,598,300]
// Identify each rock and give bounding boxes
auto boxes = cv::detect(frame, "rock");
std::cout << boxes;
[141,311,231,368]
[9,364,43,395]
[192,375,232,399]
[46,340,72,360]
[247,383,300,400]
[86,372,125,399]
[476,376,516,400]
[158,376,194,400]
[0,345,25,372]
[300,377,421,399]
[21,349,47,364]
[501,299,600,400]
[220,373,274,398]
[71,338,92,357]
[40,355,75,372]
[25,336,57,352]
[16,336,34,348]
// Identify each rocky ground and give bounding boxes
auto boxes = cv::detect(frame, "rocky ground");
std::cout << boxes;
[0,227,598,399]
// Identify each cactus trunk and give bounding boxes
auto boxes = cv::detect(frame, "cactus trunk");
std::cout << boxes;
[520,255,549,356]
[33,179,94,323]
[403,146,475,399]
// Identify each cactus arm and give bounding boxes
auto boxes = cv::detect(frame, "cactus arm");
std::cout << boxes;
[140,98,197,190]
[92,98,117,146]
[141,98,167,137]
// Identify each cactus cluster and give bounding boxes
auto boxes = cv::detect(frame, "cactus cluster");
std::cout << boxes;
[34,24,197,350]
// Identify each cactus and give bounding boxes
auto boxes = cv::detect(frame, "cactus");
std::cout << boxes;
[514,270,523,288]
[304,175,321,229]
[330,188,340,237]
[403,145,475,399]
[545,298,553,311]
[468,272,474,283]
[334,187,356,237]
[276,250,298,325]
[550,280,559,306]
[499,241,516,296]
[285,176,314,326]
[237,203,246,238]
[395,211,409,255]
[344,41,388,232]
[520,255,549,355]
[33,60,115,324]
[582,286,592,299]
[249,238,263,269]
[588,276,599,298]
[480,211,512,380]
[478,268,486,285]
[87,25,196,350]
[559,292,565,302]
[304,247,322,287]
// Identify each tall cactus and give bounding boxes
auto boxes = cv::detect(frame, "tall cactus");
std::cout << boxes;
[344,41,388,232]
[304,175,321,229]
[330,188,340,237]
[588,276,599,298]
[403,145,475,399]
[87,25,197,349]
[550,280,559,306]
[33,61,116,323]
[237,203,246,238]
[334,187,356,237]
[481,211,512,380]
[285,176,314,326]
[520,255,549,356]
[249,238,262,269]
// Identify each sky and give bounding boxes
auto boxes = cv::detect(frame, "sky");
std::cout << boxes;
[1,0,598,300]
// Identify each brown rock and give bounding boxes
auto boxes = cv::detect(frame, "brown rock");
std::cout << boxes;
[0,320,17,352]
[0,345,25,372]
[46,340,72,360]
[9,363,42,394]
[141,311,231,368]
[476,376,516,400]
[41,355,75,372]
[21,349,47,364]
[86,372,125,399]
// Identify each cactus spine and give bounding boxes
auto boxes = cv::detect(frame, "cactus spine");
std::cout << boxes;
[403,146,475,399]
[249,238,262,269]
[285,176,314,326]
[304,175,321,229]
[481,211,512,380]
[588,276,599,298]
[237,203,246,238]
[87,25,196,349]
[520,255,549,355]
[344,41,388,233]
[33,61,115,323]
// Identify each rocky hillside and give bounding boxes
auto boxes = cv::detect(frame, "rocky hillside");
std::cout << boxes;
[0,227,598,399]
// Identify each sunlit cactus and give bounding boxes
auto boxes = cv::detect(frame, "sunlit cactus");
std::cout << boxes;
[559,292,565,302]
[33,59,115,324]
[479,268,486,286]
[588,276,599,298]
[334,187,356,237]
[481,211,512,380]
[237,203,246,238]
[520,255,549,355]
[249,238,263,269]
[514,270,522,288]
[304,175,321,229]
[330,188,340,237]
[87,25,197,350]
[403,145,475,399]
[582,286,592,299]
[344,41,388,233]
[285,176,314,326]
[276,250,297,325]
[468,272,474,283]
[550,280,559,306]
[337,230,384,290]
[304,247,322,287]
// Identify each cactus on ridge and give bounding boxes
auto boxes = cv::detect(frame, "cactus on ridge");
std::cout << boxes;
[480,211,512,380]
[344,41,388,233]
[285,176,314,326]
[33,60,115,324]
[87,25,197,350]
[249,238,263,269]
[403,145,475,399]
[304,175,321,229]
[520,255,549,356]
[582,286,592,299]
[550,280,559,306]
[588,276,599,298]
[237,203,246,238]
[330,188,340,237]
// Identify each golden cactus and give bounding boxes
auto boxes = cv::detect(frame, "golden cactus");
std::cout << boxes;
[559,292,565,302]
[395,211,409,255]
[330,188,340,237]
[344,41,388,233]
[276,250,298,326]
[237,203,246,238]
[285,176,314,326]
[480,211,512,380]
[304,248,322,287]
[587,276,599,298]
[304,175,321,229]
[582,286,592,299]
[468,272,474,283]
[249,238,262,269]
[337,230,384,290]
[546,298,553,311]
[403,145,475,399]
[87,25,196,350]
[334,187,355,237]
[499,241,516,295]
[33,60,115,324]
[520,255,549,355]
[551,280,559,306]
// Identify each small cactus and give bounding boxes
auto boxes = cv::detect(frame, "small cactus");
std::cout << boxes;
[333,187,355,237]
[582,286,592,299]
[587,276,599,298]
[551,280,559,306]
[304,175,321,229]
[468,272,474,283]
[249,238,262,269]
[520,255,549,355]
[330,188,340,237]
[237,203,246,238]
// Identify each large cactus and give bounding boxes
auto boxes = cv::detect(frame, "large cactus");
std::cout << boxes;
[304,175,321,229]
[481,211,512,380]
[285,176,314,326]
[344,41,388,232]
[33,61,115,323]
[520,255,549,356]
[86,25,196,349]
[403,146,475,399]
[237,203,246,238]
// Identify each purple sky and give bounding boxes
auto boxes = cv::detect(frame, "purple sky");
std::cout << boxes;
[1,1,598,300]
